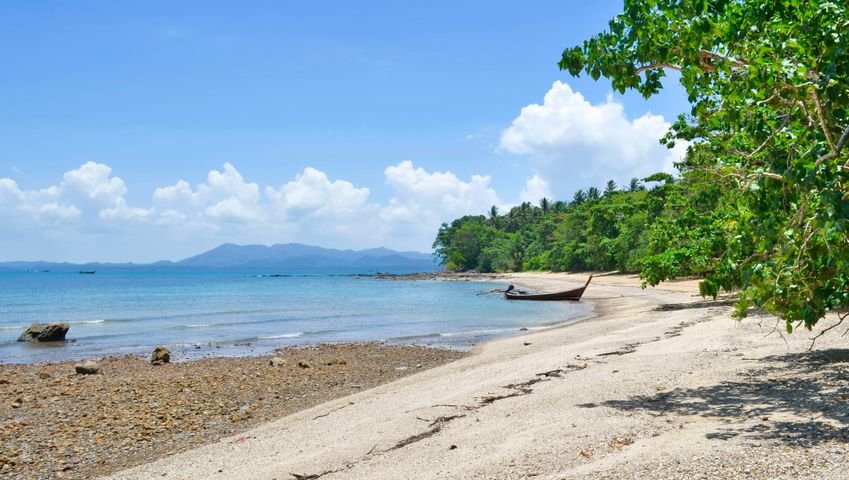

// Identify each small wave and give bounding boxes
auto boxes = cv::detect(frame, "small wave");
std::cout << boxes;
[0,325,26,331]
[71,319,106,325]
[439,328,512,338]
[184,324,212,328]
[389,333,442,341]
[258,332,303,339]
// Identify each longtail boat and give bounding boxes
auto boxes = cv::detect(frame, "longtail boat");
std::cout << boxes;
[504,275,592,301]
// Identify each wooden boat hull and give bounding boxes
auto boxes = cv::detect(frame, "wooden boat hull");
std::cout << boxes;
[504,275,592,301]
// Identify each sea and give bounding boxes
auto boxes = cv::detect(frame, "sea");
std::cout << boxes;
[0,268,592,364]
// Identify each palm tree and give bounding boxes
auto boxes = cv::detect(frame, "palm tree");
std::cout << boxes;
[604,180,618,196]
[487,205,499,227]
[587,187,600,201]
[628,177,643,192]
[572,190,587,205]
[553,200,567,213]
[539,197,550,214]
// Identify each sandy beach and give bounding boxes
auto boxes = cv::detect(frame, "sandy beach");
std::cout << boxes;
[98,272,849,480]
[6,273,849,479]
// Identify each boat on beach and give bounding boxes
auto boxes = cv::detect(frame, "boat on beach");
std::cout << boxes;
[504,275,592,301]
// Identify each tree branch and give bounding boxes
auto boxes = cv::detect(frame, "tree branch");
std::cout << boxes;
[816,124,849,165]
[809,311,849,350]
[634,63,682,75]
[811,88,838,153]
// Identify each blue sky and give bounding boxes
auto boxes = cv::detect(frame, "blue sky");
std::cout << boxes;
[0,1,690,262]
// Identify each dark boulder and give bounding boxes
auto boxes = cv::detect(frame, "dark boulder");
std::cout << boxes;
[150,346,171,365]
[74,361,100,375]
[17,322,70,342]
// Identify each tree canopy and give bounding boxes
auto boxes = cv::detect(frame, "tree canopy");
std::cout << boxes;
[559,0,849,331]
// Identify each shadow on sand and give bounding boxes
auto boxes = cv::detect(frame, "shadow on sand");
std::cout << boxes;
[578,348,849,446]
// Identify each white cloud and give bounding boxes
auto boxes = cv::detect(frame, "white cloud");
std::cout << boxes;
[99,198,152,221]
[500,81,687,198]
[61,162,127,202]
[379,161,502,246]
[153,162,261,223]
[0,162,149,225]
[383,160,500,221]
[0,160,508,261]
[520,174,552,203]
[266,167,370,219]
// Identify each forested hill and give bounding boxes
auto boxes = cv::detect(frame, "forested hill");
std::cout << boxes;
[433,167,735,287]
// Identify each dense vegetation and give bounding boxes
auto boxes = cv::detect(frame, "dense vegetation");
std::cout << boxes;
[432,165,733,282]
[436,0,848,333]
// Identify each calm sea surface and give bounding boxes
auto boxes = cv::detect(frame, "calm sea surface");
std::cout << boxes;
[0,269,592,364]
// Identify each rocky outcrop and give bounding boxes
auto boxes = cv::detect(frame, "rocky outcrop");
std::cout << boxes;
[74,361,100,375]
[269,357,286,367]
[17,323,70,342]
[150,346,171,365]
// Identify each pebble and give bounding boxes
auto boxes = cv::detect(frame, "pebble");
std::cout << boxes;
[0,343,464,479]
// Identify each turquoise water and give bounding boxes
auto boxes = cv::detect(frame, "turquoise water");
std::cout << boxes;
[0,269,592,364]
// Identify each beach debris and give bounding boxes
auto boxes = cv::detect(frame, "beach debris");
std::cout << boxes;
[325,358,346,366]
[269,357,286,367]
[523,342,532,346]
[312,402,354,420]
[597,343,640,356]
[580,449,593,458]
[17,322,69,342]
[290,473,323,480]
[150,346,171,365]
[297,361,311,369]
[448,444,457,450]
[609,435,635,449]
[74,361,100,375]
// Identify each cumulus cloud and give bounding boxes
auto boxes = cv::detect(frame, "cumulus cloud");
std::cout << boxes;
[500,81,687,198]
[382,160,500,222]
[0,159,507,260]
[153,162,261,223]
[62,162,127,203]
[0,162,148,225]
[520,174,552,203]
[266,167,370,219]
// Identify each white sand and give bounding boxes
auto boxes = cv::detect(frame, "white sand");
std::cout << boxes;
[104,273,849,480]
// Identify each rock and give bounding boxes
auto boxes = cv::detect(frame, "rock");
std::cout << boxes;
[519,327,528,331]
[297,361,310,369]
[150,346,171,365]
[269,357,286,367]
[17,322,69,342]
[74,361,100,375]
[38,372,51,380]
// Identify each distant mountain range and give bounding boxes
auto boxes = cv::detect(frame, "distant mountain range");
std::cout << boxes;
[0,243,439,272]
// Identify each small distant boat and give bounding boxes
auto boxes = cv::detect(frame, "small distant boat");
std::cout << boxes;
[504,275,592,301]
[78,270,96,275]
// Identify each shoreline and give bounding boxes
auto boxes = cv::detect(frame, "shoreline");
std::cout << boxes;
[0,343,465,479]
[0,272,581,366]
[104,272,849,479]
